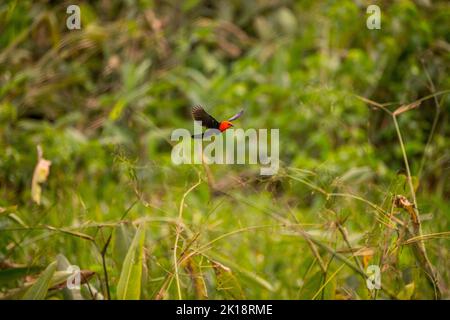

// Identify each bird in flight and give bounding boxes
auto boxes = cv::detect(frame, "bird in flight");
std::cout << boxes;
[191,106,244,139]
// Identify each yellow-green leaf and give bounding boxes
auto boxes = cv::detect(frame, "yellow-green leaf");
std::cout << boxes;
[116,224,145,300]
[113,223,136,271]
[22,261,57,300]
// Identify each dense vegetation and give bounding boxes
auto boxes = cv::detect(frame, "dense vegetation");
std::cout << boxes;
[0,0,449,299]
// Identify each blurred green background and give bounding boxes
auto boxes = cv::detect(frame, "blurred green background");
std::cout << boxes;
[0,0,449,299]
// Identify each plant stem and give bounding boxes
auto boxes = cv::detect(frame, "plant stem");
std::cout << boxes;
[392,115,418,209]
[173,178,201,300]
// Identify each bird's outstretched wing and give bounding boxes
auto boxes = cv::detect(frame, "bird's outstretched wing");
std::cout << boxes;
[192,106,220,129]
[228,109,244,121]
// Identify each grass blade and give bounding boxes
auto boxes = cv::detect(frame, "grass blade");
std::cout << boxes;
[116,224,145,300]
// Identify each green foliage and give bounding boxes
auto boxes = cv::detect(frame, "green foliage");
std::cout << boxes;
[21,261,57,300]
[0,0,449,300]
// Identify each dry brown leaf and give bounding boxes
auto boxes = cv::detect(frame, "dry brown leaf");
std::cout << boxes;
[393,101,421,116]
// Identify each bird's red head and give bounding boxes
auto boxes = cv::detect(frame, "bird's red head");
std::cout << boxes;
[219,121,234,132]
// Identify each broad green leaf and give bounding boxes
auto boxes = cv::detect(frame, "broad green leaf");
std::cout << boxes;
[112,223,136,271]
[49,271,74,286]
[116,224,145,300]
[1,269,74,299]
[22,261,57,300]
[7,213,28,228]
[56,254,83,300]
